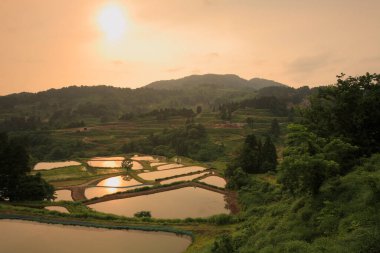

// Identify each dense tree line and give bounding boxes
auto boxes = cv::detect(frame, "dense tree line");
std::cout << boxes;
[239,96,288,116]
[225,134,277,190]
[0,133,54,201]
[303,73,380,155]
[121,123,224,161]
[10,131,90,161]
[144,108,195,120]
[0,81,263,129]
[278,124,358,195]
[119,107,196,121]
[0,116,43,131]
[217,86,313,120]
[215,73,380,253]
[269,118,281,138]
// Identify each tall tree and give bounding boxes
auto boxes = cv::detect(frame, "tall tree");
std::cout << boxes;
[304,73,380,154]
[278,124,356,195]
[236,134,262,173]
[261,136,278,171]
[196,105,202,114]
[246,117,254,128]
[0,133,54,201]
[269,118,281,138]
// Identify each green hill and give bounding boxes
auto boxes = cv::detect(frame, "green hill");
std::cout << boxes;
[0,74,289,129]
[248,77,287,90]
[145,74,287,90]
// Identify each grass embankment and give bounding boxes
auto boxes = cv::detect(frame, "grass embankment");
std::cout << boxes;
[207,156,380,253]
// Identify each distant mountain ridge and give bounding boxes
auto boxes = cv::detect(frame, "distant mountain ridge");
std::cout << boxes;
[144,74,287,90]
[248,77,287,90]
[0,74,290,127]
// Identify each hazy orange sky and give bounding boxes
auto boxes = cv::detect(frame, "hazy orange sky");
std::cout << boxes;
[0,0,379,95]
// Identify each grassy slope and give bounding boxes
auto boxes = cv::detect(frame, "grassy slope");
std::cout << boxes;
[224,156,380,253]
[49,108,286,161]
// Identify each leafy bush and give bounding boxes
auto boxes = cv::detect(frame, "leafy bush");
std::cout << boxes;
[134,211,152,218]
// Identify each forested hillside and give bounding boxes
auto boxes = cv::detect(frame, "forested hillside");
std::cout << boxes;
[145,74,285,90]
[0,74,290,131]
[216,73,380,253]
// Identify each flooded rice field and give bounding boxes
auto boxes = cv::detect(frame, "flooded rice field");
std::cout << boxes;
[199,176,227,188]
[54,190,72,201]
[139,166,207,181]
[88,187,229,219]
[87,159,142,169]
[150,162,167,167]
[96,176,141,187]
[45,206,69,213]
[87,160,123,168]
[0,220,191,253]
[90,156,125,161]
[85,185,147,199]
[131,155,157,161]
[156,164,184,170]
[33,161,81,170]
[160,172,209,185]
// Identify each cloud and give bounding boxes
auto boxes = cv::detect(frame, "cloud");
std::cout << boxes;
[112,60,124,65]
[199,52,220,64]
[191,68,202,74]
[203,0,217,5]
[165,67,184,73]
[361,56,380,63]
[287,54,329,73]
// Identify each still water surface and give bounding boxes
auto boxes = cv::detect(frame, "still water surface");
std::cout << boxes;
[160,172,209,185]
[33,161,81,170]
[90,156,125,160]
[199,176,227,188]
[89,187,229,218]
[87,160,142,169]
[131,155,157,161]
[150,162,167,167]
[84,175,148,199]
[45,206,69,213]
[96,176,141,187]
[0,220,190,253]
[54,190,72,201]
[139,166,207,181]
[85,185,146,199]
[156,163,184,170]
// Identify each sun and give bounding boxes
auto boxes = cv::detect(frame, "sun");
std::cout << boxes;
[97,4,127,42]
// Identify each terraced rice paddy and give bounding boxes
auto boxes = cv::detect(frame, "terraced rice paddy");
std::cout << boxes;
[150,162,167,167]
[91,157,125,161]
[156,164,184,170]
[88,187,229,219]
[87,158,142,169]
[45,206,70,213]
[33,161,81,170]
[85,185,147,199]
[131,155,157,161]
[160,172,209,185]
[199,176,227,188]
[0,220,191,253]
[96,176,141,187]
[139,166,207,181]
[54,190,72,201]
